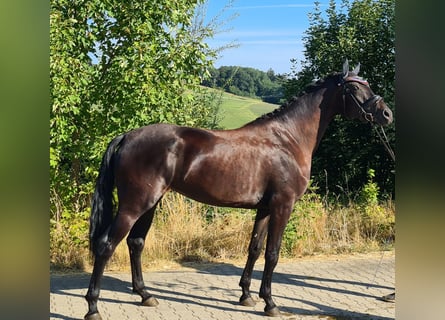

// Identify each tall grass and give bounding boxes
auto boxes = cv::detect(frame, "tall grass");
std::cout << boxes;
[110,193,255,269]
[50,185,394,271]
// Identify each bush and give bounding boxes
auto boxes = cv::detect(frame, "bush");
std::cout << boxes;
[357,169,395,242]
[282,184,327,256]
[281,176,395,257]
[50,209,89,270]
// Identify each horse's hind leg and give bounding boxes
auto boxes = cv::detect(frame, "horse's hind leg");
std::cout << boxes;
[85,212,138,320]
[239,209,270,307]
[127,205,160,306]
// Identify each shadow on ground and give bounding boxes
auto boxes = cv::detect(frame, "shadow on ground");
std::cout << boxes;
[51,257,394,320]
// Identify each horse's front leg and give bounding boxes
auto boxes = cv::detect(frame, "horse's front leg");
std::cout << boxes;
[259,198,293,317]
[239,210,269,306]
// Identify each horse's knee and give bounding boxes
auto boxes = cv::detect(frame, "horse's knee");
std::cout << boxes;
[265,249,279,264]
[248,242,262,258]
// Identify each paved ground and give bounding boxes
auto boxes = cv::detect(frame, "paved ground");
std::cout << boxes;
[50,252,395,320]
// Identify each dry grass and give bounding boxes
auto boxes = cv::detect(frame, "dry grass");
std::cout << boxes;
[50,191,395,271]
[281,193,394,258]
[105,193,255,271]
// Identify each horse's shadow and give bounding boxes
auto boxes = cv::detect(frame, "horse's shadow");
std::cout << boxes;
[50,271,265,318]
[180,261,395,319]
[50,261,394,319]
[188,261,393,296]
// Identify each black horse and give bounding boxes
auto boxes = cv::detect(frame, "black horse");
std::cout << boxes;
[85,60,393,319]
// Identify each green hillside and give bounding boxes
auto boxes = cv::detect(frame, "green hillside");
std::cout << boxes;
[219,91,278,129]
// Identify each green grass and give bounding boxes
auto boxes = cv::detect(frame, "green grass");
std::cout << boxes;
[218,91,278,129]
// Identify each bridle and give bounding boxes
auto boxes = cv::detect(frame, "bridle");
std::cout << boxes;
[339,75,395,162]
[339,76,383,123]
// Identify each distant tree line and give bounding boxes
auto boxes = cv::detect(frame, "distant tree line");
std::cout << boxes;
[202,66,285,104]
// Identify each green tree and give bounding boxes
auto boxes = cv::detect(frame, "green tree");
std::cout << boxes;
[285,0,395,199]
[50,0,220,215]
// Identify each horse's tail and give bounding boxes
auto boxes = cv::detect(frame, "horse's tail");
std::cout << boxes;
[89,134,126,256]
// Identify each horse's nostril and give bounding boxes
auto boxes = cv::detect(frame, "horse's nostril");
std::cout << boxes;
[383,109,392,119]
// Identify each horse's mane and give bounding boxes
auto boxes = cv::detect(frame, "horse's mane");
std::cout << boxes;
[247,72,341,125]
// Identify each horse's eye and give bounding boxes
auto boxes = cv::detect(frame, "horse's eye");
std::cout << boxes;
[351,84,359,91]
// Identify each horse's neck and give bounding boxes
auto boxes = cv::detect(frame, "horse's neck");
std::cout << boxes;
[314,98,339,153]
[278,90,338,156]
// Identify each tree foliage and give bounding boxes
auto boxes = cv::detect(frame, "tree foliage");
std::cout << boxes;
[50,0,220,213]
[202,66,285,104]
[284,0,395,199]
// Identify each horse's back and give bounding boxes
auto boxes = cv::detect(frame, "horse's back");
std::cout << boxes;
[115,123,218,178]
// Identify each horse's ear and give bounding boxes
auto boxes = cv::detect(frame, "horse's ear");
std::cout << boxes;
[342,59,349,78]
[352,62,360,75]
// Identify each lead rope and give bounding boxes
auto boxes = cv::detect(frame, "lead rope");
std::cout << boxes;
[367,246,387,289]
[367,124,395,291]
[373,125,395,162]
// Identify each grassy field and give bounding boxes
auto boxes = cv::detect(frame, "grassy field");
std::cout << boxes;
[218,92,278,129]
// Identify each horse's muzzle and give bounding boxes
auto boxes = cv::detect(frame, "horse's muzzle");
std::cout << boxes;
[374,101,393,125]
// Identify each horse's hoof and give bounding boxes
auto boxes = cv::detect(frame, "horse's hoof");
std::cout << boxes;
[84,312,102,320]
[142,296,159,307]
[265,306,281,317]
[240,296,256,307]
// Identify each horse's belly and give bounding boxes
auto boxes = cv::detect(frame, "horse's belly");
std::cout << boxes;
[172,170,265,208]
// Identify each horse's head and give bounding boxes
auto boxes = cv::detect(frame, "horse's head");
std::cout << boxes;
[339,60,393,125]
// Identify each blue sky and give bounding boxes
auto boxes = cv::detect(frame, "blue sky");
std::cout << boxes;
[204,0,333,74]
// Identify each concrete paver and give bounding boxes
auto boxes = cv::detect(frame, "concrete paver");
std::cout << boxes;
[50,252,395,319]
